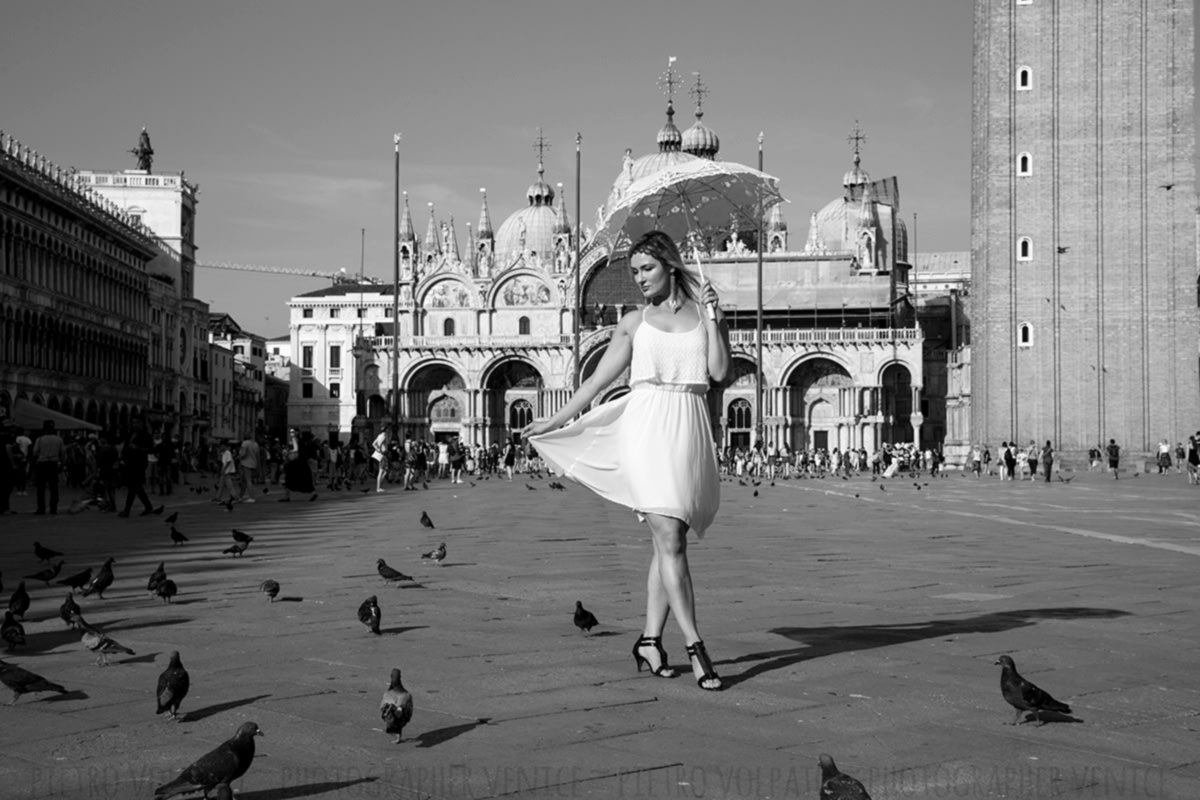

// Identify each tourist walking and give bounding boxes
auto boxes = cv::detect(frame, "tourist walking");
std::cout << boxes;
[1106,438,1121,479]
[118,420,160,517]
[372,426,392,493]
[525,231,730,692]
[1040,440,1054,482]
[31,420,64,515]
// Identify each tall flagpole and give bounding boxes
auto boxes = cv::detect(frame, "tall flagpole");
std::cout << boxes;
[755,132,765,450]
[573,132,582,391]
[391,133,401,433]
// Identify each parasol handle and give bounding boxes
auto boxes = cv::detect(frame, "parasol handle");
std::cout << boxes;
[691,246,716,321]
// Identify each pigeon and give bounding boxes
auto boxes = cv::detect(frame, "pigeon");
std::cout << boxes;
[153,721,263,799]
[0,659,68,704]
[358,595,382,635]
[147,562,167,595]
[2,611,25,651]
[419,511,435,529]
[81,630,135,666]
[156,651,190,721]
[995,655,1072,725]
[231,529,253,545]
[223,498,234,511]
[573,601,599,634]
[525,484,537,491]
[421,543,446,566]
[81,558,115,599]
[753,490,759,497]
[68,612,101,635]
[380,668,413,744]
[169,526,188,546]
[34,541,64,562]
[212,785,233,800]
[376,559,413,583]
[223,541,250,558]
[259,580,280,602]
[8,581,30,619]
[818,753,872,800]
[156,579,178,604]
[164,511,179,524]
[59,594,82,626]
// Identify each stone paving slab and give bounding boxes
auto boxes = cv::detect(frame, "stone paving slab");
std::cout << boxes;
[2,469,1200,799]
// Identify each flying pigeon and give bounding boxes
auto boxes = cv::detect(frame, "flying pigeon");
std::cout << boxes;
[8,581,30,619]
[147,562,167,595]
[421,543,446,565]
[259,580,280,602]
[376,559,412,584]
[380,668,413,744]
[156,651,190,721]
[81,558,115,599]
[33,541,64,562]
[223,541,250,558]
[995,655,1072,725]
[2,611,25,651]
[164,511,179,524]
[573,601,599,634]
[0,659,68,704]
[818,753,872,800]
[232,529,253,545]
[419,511,435,529]
[81,630,135,666]
[153,721,263,799]
[156,579,178,604]
[358,595,382,635]
[59,594,82,627]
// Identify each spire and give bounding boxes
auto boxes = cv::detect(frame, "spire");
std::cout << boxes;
[398,191,415,243]
[424,202,440,255]
[447,215,461,261]
[130,127,154,172]
[527,128,555,206]
[842,121,871,188]
[681,72,719,159]
[656,56,683,152]
[554,182,572,235]
[766,201,787,232]
[858,183,880,230]
[477,188,494,240]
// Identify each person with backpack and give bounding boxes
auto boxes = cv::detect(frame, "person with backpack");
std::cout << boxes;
[1106,438,1121,479]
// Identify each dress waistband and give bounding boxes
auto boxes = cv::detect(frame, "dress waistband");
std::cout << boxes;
[631,381,708,395]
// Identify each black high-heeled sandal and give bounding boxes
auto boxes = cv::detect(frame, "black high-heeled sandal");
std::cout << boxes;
[685,640,724,691]
[632,636,678,678]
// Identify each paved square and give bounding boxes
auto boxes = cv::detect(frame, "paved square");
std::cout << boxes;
[1,467,1198,799]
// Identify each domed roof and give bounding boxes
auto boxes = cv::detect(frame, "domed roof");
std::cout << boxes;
[842,153,870,188]
[656,100,682,151]
[810,197,850,252]
[682,111,719,159]
[495,164,566,265]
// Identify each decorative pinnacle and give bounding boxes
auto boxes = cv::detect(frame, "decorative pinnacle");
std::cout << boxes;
[658,56,681,107]
[393,132,402,147]
[847,121,867,164]
[533,127,551,176]
[689,72,709,117]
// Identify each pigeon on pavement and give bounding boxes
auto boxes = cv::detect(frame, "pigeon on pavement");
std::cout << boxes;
[58,567,92,594]
[169,526,188,546]
[258,580,280,602]
[59,594,82,626]
[2,611,25,651]
[81,558,115,599]
[33,542,64,562]
[232,529,253,544]
[156,651,190,721]
[8,581,30,619]
[421,543,446,565]
[573,601,599,634]
[525,483,537,491]
[419,511,435,529]
[818,753,872,800]
[67,612,101,636]
[223,541,250,557]
[164,511,179,524]
[211,785,233,800]
[0,659,68,704]
[358,596,382,635]
[153,721,263,799]
[995,655,1072,725]
[81,630,135,666]
[376,559,413,584]
[156,579,178,604]
[147,562,167,595]
[380,668,413,744]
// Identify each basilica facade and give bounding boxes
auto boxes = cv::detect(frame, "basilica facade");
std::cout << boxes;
[287,96,937,454]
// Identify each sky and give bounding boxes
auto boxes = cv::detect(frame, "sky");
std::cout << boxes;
[2,0,979,338]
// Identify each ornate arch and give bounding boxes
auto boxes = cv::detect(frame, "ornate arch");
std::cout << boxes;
[780,352,854,387]
[487,269,558,308]
[478,353,549,390]
[416,275,477,309]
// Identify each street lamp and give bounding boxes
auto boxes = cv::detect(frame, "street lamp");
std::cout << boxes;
[391,133,401,432]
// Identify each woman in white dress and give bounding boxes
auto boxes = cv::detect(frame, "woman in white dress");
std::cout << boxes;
[524,231,730,691]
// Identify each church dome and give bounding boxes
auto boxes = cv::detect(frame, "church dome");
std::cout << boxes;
[656,100,683,151]
[842,153,870,188]
[811,197,850,252]
[682,113,719,159]
[495,164,564,265]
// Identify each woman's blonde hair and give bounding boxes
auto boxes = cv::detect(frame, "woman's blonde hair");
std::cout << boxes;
[629,230,699,306]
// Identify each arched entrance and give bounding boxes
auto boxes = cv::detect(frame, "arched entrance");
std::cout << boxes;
[428,394,462,442]
[483,359,543,445]
[787,357,853,451]
[881,363,913,444]
[727,398,753,449]
[405,363,466,442]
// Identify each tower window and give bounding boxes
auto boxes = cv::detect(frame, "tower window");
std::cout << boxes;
[518,316,531,336]
[302,308,313,318]
[1018,323,1033,348]
[330,308,340,318]
[1017,152,1032,176]
[1017,66,1032,91]
[1017,237,1033,261]
[443,318,455,336]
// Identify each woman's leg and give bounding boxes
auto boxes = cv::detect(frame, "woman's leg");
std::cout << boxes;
[645,513,720,689]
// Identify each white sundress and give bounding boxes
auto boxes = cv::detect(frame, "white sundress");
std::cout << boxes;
[530,308,720,537]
